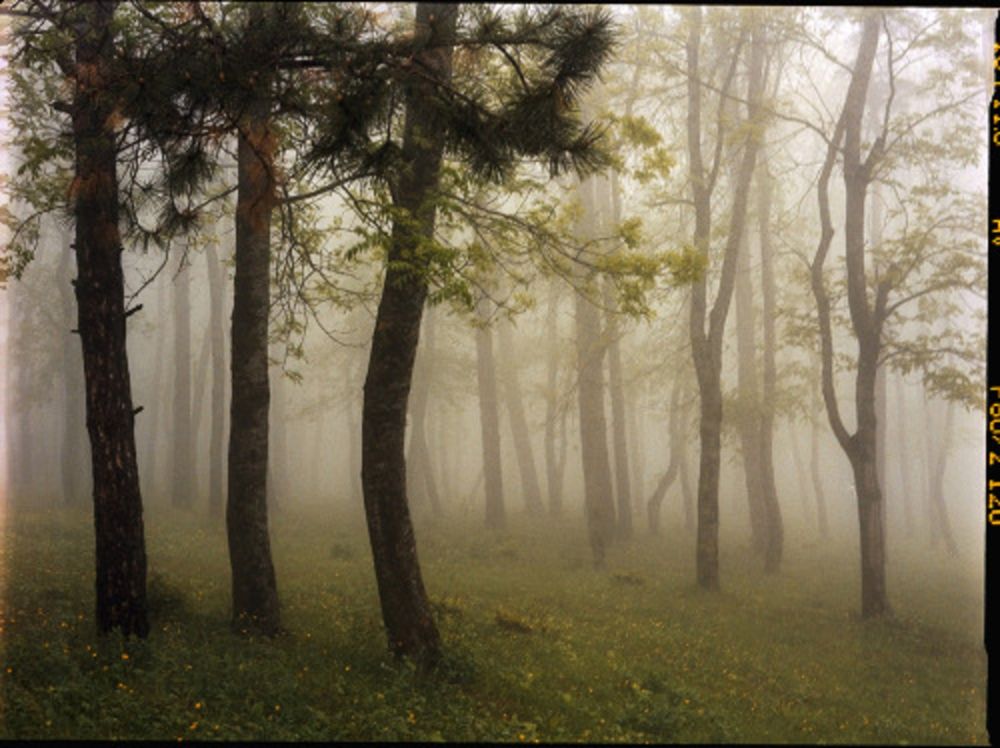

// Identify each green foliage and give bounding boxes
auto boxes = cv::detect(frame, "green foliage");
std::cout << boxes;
[0,506,986,743]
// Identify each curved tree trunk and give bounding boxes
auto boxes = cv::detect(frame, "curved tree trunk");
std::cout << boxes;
[360,3,456,668]
[71,0,148,638]
[647,375,683,534]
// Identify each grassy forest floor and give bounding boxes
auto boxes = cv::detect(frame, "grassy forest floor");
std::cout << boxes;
[0,502,987,743]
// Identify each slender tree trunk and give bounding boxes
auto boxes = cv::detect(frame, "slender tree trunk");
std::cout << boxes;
[360,3,456,667]
[172,249,194,508]
[497,320,544,515]
[628,378,645,518]
[679,394,695,534]
[647,375,683,534]
[206,238,226,519]
[574,175,616,569]
[475,298,505,530]
[227,96,280,636]
[543,279,564,515]
[189,316,211,502]
[71,0,148,637]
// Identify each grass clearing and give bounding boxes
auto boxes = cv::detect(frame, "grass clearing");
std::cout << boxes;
[0,503,986,743]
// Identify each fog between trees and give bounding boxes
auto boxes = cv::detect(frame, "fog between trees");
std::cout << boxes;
[0,3,989,673]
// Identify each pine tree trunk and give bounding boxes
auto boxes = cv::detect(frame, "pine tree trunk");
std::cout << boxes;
[227,98,280,636]
[497,320,544,515]
[70,0,148,638]
[476,299,505,530]
[360,3,456,668]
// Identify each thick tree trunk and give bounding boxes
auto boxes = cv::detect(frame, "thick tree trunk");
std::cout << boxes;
[360,3,456,667]
[206,239,227,519]
[475,299,505,530]
[574,175,617,569]
[171,249,194,508]
[497,321,544,515]
[227,99,280,636]
[71,0,148,638]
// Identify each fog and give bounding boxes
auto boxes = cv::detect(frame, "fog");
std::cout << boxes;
[0,4,990,742]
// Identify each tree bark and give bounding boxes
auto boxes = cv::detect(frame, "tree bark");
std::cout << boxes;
[360,3,456,667]
[475,298,506,530]
[227,96,280,636]
[809,373,830,538]
[70,0,148,638]
[497,320,544,515]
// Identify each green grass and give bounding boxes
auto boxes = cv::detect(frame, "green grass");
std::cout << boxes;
[0,503,987,743]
